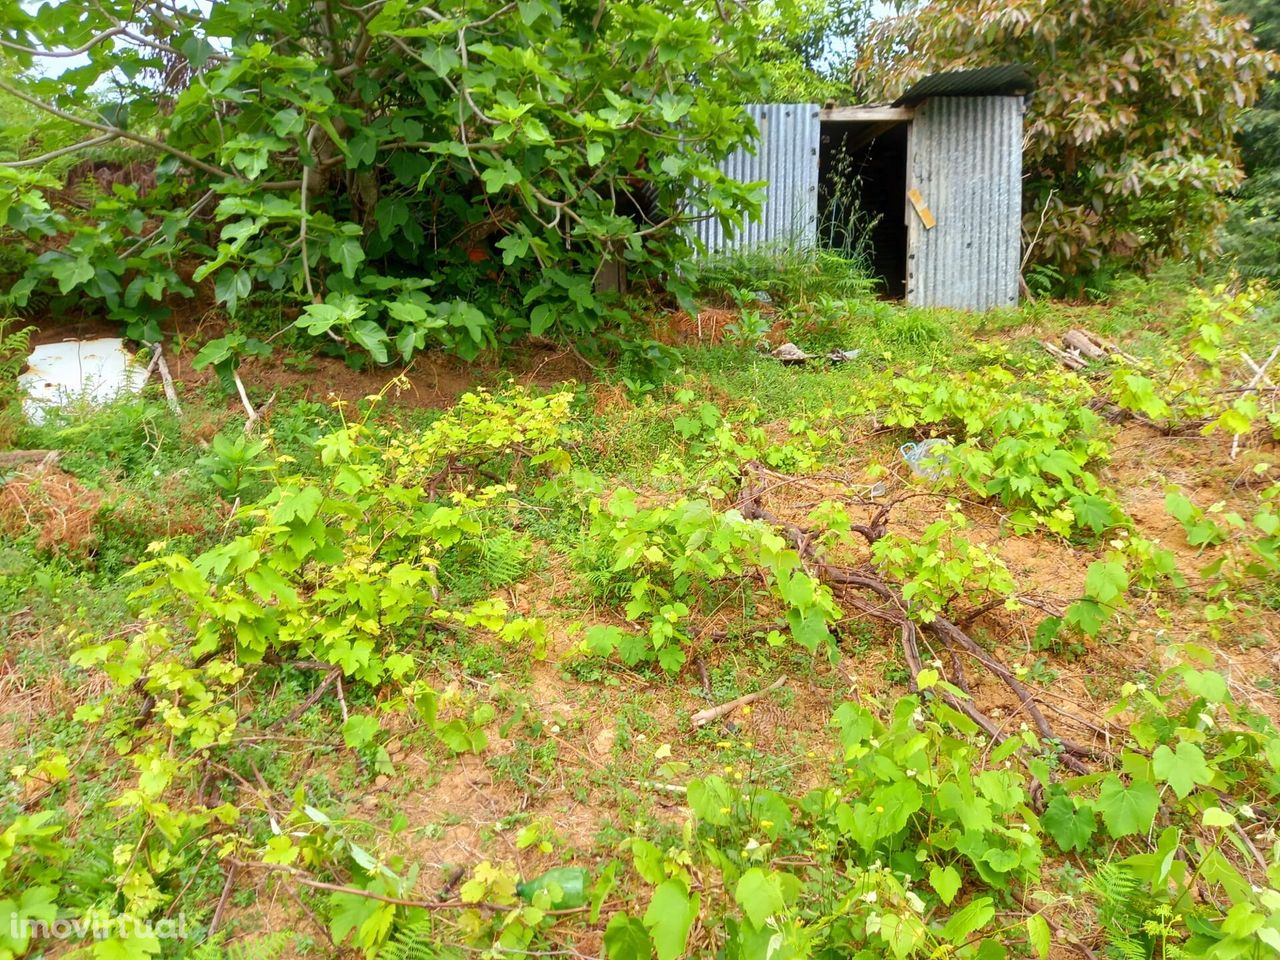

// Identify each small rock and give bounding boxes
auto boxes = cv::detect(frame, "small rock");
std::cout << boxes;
[374,774,390,789]
[592,726,616,757]
[770,342,811,364]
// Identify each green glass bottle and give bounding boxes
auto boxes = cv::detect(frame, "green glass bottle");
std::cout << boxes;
[515,866,588,907]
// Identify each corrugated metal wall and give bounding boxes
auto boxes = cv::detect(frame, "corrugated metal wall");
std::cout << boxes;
[692,103,820,254]
[905,96,1024,310]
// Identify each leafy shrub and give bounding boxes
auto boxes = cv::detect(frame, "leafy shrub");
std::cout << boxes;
[1165,483,1280,621]
[696,246,874,307]
[606,659,1280,959]
[0,0,768,357]
[871,503,1018,623]
[53,387,570,951]
[580,487,841,672]
[1105,281,1280,446]
[855,361,1125,537]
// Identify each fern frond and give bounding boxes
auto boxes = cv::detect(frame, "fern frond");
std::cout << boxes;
[377,918,446,960]
[185,931,292,960]
[1084,862,1153,960]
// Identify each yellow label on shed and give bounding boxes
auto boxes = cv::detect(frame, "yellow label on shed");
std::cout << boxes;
[907,188,936,230]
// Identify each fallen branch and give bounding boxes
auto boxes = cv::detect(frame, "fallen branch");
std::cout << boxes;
[689,676,785,728]
[736,462,1096,774]
[1042,340,1085,371]
[0,76,236,182]
[633,780,689,795]
[1044,328,1138,371]
[1242,346,1280,390]
[0,133,119,168]
[207,863,238,937]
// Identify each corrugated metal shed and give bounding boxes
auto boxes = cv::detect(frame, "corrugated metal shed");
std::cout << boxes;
[691,67,1030,310]
[906,96,1024,310]
[692,103,820,254]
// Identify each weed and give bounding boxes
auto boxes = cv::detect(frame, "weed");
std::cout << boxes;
[0,318,34,446]
[696,245,874,307]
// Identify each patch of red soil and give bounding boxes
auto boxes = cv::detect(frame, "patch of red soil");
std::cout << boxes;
[649,306,789,346]
[24,304,594,414]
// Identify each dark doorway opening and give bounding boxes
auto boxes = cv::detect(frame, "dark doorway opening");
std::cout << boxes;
[818,120,909,299]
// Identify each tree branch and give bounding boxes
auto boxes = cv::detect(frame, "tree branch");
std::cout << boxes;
[0,77,235,181]
[0,26,127,57]
[0,133,119,168]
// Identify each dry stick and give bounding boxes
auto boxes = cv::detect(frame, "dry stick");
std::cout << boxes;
[900,621,924,679]
[147,343,182,416]
[1231,343,1280,459]
[695,656,712,696]
[207,862,238,937]
[906,621,1007,744]
[140,347,163,387]
[0,78,298,189]
[335,675,350,724]
[0,27,128,57]
[231,369,256,422]
[1062,329,1109,362]
[281,880,338,949]
[1021,188,1056,272]
[268,667,342,730]
[842,564,1092,773]
[299,126,319,302]
[1066,328,1139,366]
[689,676,786,728]
[633,779,689,795]
[1043,340,1086,371]
[1242,346,1280,389]
[0,133,119,168]
[0,76,234,181]
[929,617,1094,765]
[245,392,277,435]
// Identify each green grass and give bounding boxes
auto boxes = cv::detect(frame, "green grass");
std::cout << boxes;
[2,264,1278,957]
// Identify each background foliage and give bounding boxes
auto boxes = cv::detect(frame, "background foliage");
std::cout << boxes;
[858,0,1277,291]
[1225,0,1280,280]
[0,0,767,360]
[758,0,869,103]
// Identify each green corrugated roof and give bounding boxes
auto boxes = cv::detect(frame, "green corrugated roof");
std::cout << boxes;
[893,65,1034,107]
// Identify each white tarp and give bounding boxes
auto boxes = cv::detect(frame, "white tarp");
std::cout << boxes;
[19,338,147,424]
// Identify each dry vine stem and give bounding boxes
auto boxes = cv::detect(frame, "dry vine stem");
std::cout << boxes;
[227,859,594,915]
[736,462,1095,777]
